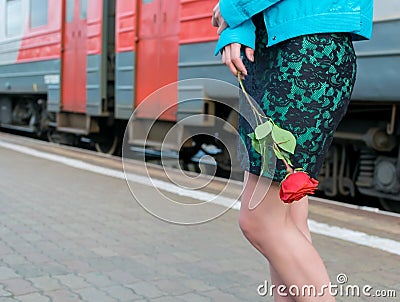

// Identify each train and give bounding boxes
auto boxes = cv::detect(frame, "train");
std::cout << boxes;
[0,0,399,212]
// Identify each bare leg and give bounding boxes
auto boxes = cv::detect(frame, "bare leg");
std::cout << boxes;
[269,196,313,302]
[239,172,334,302]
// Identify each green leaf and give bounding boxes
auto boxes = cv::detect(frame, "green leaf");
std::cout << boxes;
[247,132,256,140]
[248,132,261,154]
[254,121,273,140]
[261,147,271,176]
[271,125,297,154]
[273,146,293,167]
[251,139,261,154]
[259,136,275,176]
[273,147,284,160]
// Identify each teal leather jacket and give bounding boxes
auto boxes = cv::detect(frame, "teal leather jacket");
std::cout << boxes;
[214,0,374,55]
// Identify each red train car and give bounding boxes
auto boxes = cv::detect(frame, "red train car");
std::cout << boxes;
[0,0,230,152]
[116,0,236,155]
[0,0,118,150]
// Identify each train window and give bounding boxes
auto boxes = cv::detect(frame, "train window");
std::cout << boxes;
[66,0,74,22]
[6,0,23,36]
[80,0,87,19]
[30,0,48,28]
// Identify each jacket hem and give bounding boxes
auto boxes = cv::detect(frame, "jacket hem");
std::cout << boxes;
[264,12,365,47]
[220,0,280,28]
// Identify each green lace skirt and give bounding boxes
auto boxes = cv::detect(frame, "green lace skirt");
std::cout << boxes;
[238,15,357,182]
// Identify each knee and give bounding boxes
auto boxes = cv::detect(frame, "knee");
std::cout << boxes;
[238,212,255,240]
[238,211,277,245]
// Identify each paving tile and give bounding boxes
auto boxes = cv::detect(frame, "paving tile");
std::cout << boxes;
[152,279,192,296]
[104,270,139,284]
[53,274,90,290]
[174,292,211,302]
[39,263,70,276]
[0,267,19,281]
[19,233,43,243]
[200,289,243,302]
[28,276,63,291]
[12,264,43,279]
[61,260,94,274]
[79,272,116,288]
[151,296,185,302]
[0,298,19,302]
[103,285,143,301]
[45,289,82,302]
[90,247,119,257]
[23,253,52,265]
[1,279,36,296]
[179,279,215,292]
[0,287,13,298]
[1,255,28,266]
[17,293,50,302]
[125,281,164,299]
[76,287,114,302]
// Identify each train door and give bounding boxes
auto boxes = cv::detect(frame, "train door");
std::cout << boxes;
[135,0,180,121]
[62,0,88,112]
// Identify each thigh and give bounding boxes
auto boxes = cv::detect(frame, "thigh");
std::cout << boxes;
[240,171,289,222]
[239,33,356,183]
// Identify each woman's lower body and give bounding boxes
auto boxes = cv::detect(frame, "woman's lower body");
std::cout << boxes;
[237,15,356,302]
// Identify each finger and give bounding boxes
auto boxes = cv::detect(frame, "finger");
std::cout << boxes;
[245,47,255,62]
[217,21,227,35]
[224,46,238,76]
[212,15,218,27]
[230,43,247,77]
[212,4,220,26]
[213,3,219,14]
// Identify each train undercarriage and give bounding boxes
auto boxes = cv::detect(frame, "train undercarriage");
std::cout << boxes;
[0,95,123,155]
[1,95,399,213]
[319,103,400,212]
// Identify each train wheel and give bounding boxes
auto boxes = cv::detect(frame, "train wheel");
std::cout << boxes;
[95,136,119,155]
[47,129,76,145]
[379,198,400,214]
[47,129,58,143]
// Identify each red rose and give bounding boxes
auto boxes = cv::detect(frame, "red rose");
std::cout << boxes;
[279,171,319,204]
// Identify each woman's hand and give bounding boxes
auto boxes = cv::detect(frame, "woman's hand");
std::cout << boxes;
[222,43,254,78]
[212,2,255,78]
[212,3,227,34]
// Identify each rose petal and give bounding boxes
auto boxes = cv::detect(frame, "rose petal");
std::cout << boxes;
[279,172,319,203]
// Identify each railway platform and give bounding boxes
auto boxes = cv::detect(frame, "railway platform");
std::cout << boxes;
[0,133,399,302]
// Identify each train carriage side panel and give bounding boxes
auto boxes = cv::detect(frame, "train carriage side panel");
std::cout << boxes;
[177,0,239,127]
[61,0,88,113]
[61,0,114,116]
[0,0,62,131]
[352,1,400,102]
[85,0,115,117]
[115,0,138,119]
[115,0,179,121]
[135,0,179,121]
[57,0,116,136]
[0,0,62,96]
[178,0,233,85]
